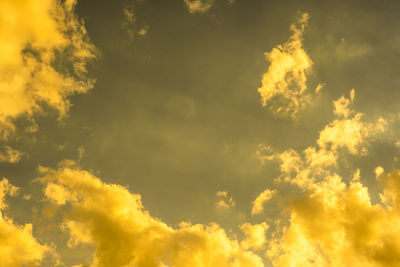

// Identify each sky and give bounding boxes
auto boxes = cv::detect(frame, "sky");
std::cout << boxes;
[2,0,400,266]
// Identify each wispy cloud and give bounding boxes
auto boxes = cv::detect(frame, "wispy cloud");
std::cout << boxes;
[184,0,215,14]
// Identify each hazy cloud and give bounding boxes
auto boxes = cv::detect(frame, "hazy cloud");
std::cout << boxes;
[216,191,236,210]
[184,0,215,14]
[0,146,25,163]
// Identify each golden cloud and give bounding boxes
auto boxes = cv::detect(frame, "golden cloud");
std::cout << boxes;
[257,90,387,189]
[0,0,96,139]
[266,170,400,267]
[0,178,48,266]
[39,164,265,266]
[240,222,269,250]
[252,189,275,215]
[184,0,215,14]
[257,13,313,118]
[0,146,24,163]
[216,191,236,210]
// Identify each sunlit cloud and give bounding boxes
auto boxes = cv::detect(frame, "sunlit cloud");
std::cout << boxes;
[39,164,265,266]
[216,191,236,210]
[0,0,96,139]
[252,189,275,215]
[184,0,215,14]
[0,178,48,266]
[257,13,314,118]
[0,146,25,163]
[266,170,400,267]
[240,222,269,250]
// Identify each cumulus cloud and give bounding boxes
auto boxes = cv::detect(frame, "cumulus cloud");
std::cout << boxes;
[240,222,269,250]
[252,88,400,266]
[257,90,386,188]
[257,13,314,118]
[266,170,400,267]
[0,0,96,139]
[39,164,264,267]
[184,0,215,14]
[0,178,48,266]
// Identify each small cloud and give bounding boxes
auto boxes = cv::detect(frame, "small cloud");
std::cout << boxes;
[184,0,215,14]
[138,25,149,36]
[216,190,236,210]
[257,13,315,118]
[0,146,25,163]
[252,189,275,215]
[123,5,149,40]
[375,166,384,178]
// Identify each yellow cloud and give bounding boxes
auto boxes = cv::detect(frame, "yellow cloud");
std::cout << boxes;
[184,0,215,14]
[318,90,385,156]
[0,178,48,266]
[257,13,313,118]
[240,222,269,250]
[0,146,24,163]
[252,189,275,215]
[0,0,95,139]
[216,191,236,210]
[267,171,400,267]
[39,165,264,266]
[259,90,387,188]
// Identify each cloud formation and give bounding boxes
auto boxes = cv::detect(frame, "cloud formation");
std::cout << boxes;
[39,164,264,267]
[0,0,96,139]
[257,13,314,118]
[0,146,24,163]
[266,170,400,267]
[216,191,236,210]
[253,89,400,266]
[0,178,48,266]
[257,90,386,188]
[184,0,215,14]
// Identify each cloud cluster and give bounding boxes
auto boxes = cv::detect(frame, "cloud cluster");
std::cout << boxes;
[0,178,48,266]
[39,164,264,266]
[256,90,386,188]
[257,13,314,118]
[0,0,96,140]
[252,90,400,266]
[0,146,24,163]
[267,169,400,267]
